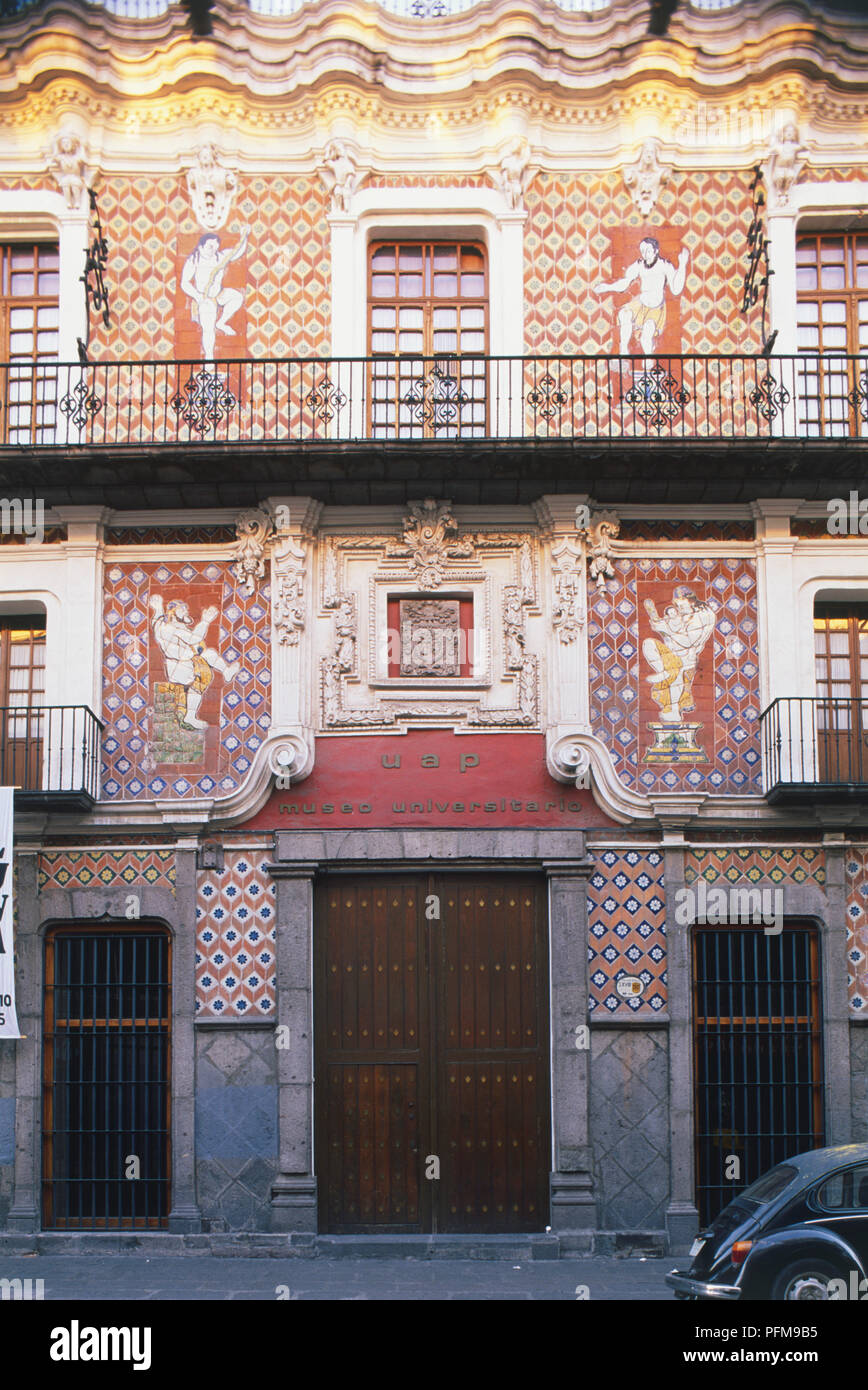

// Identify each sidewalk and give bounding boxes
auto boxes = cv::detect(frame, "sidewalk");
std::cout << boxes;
[0,1253,678,1300]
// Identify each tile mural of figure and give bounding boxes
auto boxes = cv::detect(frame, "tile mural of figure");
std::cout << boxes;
[642,586,715,725]
[641,584,717,764]
[594,235,689,356]
[180,227,249,360]
[149,595,239,731]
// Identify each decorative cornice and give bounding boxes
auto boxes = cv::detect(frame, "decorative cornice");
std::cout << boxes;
[3,0,868,108]
[2,83,868,180]
[1,0,868,175]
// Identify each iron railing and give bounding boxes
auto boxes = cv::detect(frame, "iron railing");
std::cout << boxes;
[0,704,103,805]
[2,353,868,448]
[761,696,868,796]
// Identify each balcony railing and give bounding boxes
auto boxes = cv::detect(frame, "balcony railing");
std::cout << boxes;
[760,697,868,803]
[0,705,103,809]
[2,354,868,449]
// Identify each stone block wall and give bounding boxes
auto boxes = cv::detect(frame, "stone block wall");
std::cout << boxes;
[195,1026,279,1231]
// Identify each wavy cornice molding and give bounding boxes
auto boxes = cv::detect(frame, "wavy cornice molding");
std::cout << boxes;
[1,0,867,116]
[0,81,865,175]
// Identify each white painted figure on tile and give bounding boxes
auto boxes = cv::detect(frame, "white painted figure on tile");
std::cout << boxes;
[594,236,689,355]
[642,586,715,724]
[150,596,239,730]
[180,228,249,360]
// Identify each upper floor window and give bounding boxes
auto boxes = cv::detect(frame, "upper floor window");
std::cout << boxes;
[0,242,60,445]
[796,232,868,437]
[813,601,868,782]
[0,615,46,789]
[368,240,488,438]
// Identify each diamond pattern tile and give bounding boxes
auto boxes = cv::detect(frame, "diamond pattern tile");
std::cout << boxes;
[588,849,666,1017]
[93,175,331,360]
[846,849,868,1015]
[196,852,277,1016]
[37,849,176,893]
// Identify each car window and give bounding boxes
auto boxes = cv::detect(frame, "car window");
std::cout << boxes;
[815,1164,868,1212]
[738,1163,799,1207]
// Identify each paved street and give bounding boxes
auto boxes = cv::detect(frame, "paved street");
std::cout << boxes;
[1,1253,679,1300]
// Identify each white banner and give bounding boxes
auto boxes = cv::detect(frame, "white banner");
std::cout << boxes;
[0,789,20,1039]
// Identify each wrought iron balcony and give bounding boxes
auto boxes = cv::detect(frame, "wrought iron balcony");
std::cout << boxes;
[760,697,868,804]
[1,353,867,450]
[0,705,103,810]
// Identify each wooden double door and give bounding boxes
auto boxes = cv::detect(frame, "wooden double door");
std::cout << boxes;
[315,873,550,1234]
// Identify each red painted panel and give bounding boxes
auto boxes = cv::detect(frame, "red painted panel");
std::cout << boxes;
[242,731,616,829]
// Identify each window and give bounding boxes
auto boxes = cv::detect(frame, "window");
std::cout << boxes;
[815,1164,868,1212]
[814,602,868,782]
[796,232,868,437]
[0,241,60,445]
[0,616,46,790]
[368,241,488,438]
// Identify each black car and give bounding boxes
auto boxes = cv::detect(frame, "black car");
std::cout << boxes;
[666,1143,868,1301]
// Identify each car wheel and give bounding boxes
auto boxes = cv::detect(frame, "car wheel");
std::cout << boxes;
[770,1259,845,1301]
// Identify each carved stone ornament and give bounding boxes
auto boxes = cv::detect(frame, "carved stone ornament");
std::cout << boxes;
[399,599,461,677]
[319,529,540,731]
[580,512,620,591]
[274,538,306,645]
[318,140,364,215]
[233,507,272,598]
[267,732,314,786]
[185,144,238,231]
[502,586,526,670]
[333,595,357,673]
[762,123,808,211]
[47,130,89,211]
[492,136,532,213]
[622,138,671,218]
[551,540,586,643]
[386,498,475,589]
[548,733,592,789]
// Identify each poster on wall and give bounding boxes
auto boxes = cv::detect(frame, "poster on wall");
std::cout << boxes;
[0,788,21,1039]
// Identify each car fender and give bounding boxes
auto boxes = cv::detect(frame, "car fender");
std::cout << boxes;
[739,1225,867,1298]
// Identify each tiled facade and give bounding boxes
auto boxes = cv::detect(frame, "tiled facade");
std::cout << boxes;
[588,558,760,795]
[102,559,271,800]
[94,175,331,360]
[846,849,868,1016]
[0,0,866,1251]
[587,849,666,1017]
[196,852,277,1017]
[37,848,176,894]
[524,169,760,356]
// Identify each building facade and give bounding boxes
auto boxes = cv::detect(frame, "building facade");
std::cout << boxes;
[0,0,865,1249]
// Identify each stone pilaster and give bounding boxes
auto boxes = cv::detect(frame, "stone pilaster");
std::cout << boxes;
[266,862,317,1231]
